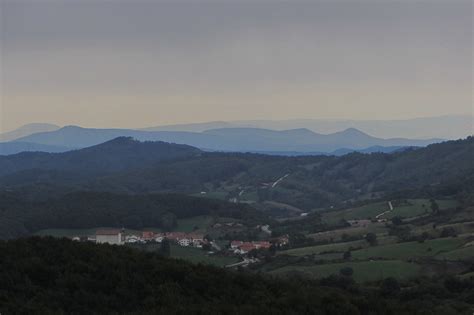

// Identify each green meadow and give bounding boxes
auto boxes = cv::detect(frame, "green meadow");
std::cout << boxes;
[351,237,465,260]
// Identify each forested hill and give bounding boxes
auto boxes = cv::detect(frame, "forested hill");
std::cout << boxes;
[96,137,473,209]
[1,237,472,314]
[0,191,264,239]
[0,137,201,177]
[0,137,472,210]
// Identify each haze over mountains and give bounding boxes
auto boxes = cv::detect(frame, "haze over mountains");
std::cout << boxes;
[143,115,473,139]
[2,125,440,155]
[0,123,60,142]
[0,115,471,155]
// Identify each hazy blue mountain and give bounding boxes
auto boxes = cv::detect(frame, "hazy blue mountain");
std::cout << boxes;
[201,127,439,152]
[144,115,473,139]
[0,142,72,155]
[0,123,60,142]
[14,125,440,153]
[15,126,221,149]
[141,121,237,132]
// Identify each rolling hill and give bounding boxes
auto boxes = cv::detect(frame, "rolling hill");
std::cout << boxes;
[0,137,201,177]
[0,137,472,211]
[0,191,262,239]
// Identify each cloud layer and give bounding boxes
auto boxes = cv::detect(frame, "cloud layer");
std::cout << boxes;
[1,1,472,131]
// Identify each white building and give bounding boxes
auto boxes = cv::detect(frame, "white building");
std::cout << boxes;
[96,229,123,245]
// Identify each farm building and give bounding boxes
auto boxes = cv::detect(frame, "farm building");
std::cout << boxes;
[96,229,123,245]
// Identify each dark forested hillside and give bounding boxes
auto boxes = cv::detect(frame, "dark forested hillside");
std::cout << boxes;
[0,137,201,177]
[0,191,265,239]
[0,137,473,211]
[1,237,472,315]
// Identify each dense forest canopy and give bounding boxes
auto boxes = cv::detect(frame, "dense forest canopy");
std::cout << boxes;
[0,191,266,239]
[1,237,472,314]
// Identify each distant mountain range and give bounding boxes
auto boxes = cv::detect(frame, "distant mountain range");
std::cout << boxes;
[143,115,473,139]
[0,123,60,142]
[2,115,470,155]
[0,142,72,155]
[0,125,441,155]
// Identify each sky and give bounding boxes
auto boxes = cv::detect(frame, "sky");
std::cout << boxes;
[1,0,472,132]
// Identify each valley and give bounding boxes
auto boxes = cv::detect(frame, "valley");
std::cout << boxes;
[1,136,472,313]
[2,2,472,312]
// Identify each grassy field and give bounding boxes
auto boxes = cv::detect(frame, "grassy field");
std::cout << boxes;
[351,237,466,260]
[435,246,474,261]
[279,240,366,256]
[270,260,421,283]
[128,243,239,267]
[322,199,457,224]
[191,191,228,200]
[380,199,458,219]
[239,190,258,202]
[170,244,239,267]
[308,223,389,243]
[322,202,388,224]
[459,272,474,280]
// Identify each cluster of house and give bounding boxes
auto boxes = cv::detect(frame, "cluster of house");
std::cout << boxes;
[92,229,206,248]
[78,230,290,257]
[229,235,289,254]
[230,240,272,254]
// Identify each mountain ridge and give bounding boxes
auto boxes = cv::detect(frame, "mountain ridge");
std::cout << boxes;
[141,115,473,139]
[12,125,442,154]
[0,137,201,177]
[0,137,471,211]
[0,123,61,142]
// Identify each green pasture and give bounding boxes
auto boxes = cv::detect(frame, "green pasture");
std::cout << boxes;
[351,237,465,260]
[170,244,239,267]
[279,240,366,257]
[435,246,474,261]
[322,199,457,224]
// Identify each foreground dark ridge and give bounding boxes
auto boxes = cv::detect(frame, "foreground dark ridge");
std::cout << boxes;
[1,237,473,314]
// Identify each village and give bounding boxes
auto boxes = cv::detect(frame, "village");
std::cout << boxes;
[73,229,289,258]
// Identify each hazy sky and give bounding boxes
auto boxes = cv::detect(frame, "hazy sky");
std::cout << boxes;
[1,0,472,132]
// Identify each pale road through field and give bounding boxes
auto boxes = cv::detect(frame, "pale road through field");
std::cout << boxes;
[375,201,394,219]
[272,174,290,188]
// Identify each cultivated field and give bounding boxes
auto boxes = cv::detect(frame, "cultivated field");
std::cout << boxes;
[351,237,466,260]
[322,199,457,224]
[279,240,366,257]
